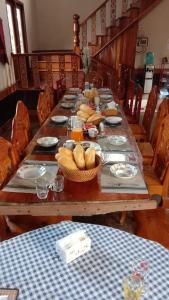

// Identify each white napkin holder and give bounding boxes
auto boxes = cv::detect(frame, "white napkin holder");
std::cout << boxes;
[56,230,91,264]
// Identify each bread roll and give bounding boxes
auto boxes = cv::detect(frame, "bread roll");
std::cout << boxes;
[85,148,96,170]
[80,104,95,116]
[87,113,102,123]
[73,144,85,170]
[77,110,89,122]
[103,108,118,116]
[58,147,73,159]
[55,153,60,161]
[58,156,78,170]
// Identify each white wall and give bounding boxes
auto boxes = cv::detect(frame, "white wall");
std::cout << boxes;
[34,0,104,50]
[135,0,169,68]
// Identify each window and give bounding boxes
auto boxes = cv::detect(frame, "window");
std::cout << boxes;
[6,0,28,53]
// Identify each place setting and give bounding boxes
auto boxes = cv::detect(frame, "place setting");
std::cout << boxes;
[104,116,124,128]
[64,94,77,101]
[2,160,58,194]
[47,115,68,128]
[100,161,148,194]
[97,135,133,152]
[31,135,67,155]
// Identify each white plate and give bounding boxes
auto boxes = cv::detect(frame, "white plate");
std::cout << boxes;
[61,102,74,109]
[51,115,68,123]
[64,95,76,100]
[98,88,112,94]
[107,135,127,146]
[80,141,101,151]
[100,94,112,100]
[105,116,122,125]
[17,165,46,180]
[68,88,80,92]
[37,137,59,148]
[110,163,138,179]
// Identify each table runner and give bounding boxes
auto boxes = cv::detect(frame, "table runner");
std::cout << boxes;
[31,136,67,155]
[0,221,169,300]
[2,161,58,194]
[97,136,132,152]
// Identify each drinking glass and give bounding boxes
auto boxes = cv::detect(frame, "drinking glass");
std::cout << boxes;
[36,177,49,199]
[71,128,84,141]
[50,175,64,192]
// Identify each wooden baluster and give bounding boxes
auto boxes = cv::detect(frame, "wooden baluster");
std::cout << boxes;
[31,55,40,89]
[59,55,65,82]
[91,13,96,45]
[71,55,79,87]
[18,55,28,89]
[110,0,116,25]
[82,22,87,47]
[73,14,80,55]
[45,56,53,88]
[100,5,106,35]
[122,0,128,15]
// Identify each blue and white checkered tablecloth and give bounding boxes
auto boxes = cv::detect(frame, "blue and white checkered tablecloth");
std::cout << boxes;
[0,221,169,299]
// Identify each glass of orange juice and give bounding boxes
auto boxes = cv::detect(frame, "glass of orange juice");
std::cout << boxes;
[70,128,84,141]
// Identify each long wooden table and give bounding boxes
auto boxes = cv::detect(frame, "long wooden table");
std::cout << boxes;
[0,95,157,216]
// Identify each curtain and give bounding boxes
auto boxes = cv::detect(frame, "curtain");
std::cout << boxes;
[0,18,8,64]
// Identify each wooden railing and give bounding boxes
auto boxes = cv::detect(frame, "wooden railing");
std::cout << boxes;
[12,51,84,90]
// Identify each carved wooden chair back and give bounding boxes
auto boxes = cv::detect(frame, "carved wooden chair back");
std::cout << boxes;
[0,137,19,188]
[132,84,143,123]
[15,100,30,133]
[151,98,169,150]
[11,101,31,156]
[56,79,66,100]
[37,92,48,125]
[142,86,158,140]
[11,117,29,156]
[152,115,169,196]
[124,80,135,115]
[45,86,55,112]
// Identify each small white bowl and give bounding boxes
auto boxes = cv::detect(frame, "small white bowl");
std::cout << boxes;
[51,115,68,123]
[37,137,58,148]
[105,116,122,125]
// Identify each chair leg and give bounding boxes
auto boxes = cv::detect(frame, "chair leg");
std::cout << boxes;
[0,216,9,241]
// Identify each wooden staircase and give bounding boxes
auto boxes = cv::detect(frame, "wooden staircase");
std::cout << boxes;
[79,0,163,95]
[80,0,162,57]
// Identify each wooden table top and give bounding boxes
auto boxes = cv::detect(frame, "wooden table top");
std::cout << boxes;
[0,94,157,216]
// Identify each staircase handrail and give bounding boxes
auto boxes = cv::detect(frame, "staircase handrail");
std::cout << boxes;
[93,0,162,58]
[80,0,109,26]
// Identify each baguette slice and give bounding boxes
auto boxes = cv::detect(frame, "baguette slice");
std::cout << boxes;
[87,113,103,123]
[77,110,89,122]
[73,144,85,170]
[80,104,95,116]
[85,148,96,170]
[58,156,78,170]
[58,147,73,159]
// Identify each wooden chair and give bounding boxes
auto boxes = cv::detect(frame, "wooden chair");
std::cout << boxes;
[127,84,143,124]
[11,101,31,156]
[130,86,158,142]
[0,137,19,188]
[124,80,135,116]
[138,98,169,165]
[44,86,55,112]
[37,92,49,125]
[144,115,169,196]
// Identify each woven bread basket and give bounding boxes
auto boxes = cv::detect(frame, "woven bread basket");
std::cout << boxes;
[59,155,101,182]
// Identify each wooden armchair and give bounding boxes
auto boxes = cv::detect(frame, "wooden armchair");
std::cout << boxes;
[144,115,169,196]
[138,98,169,165]
[130,86,158,142]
